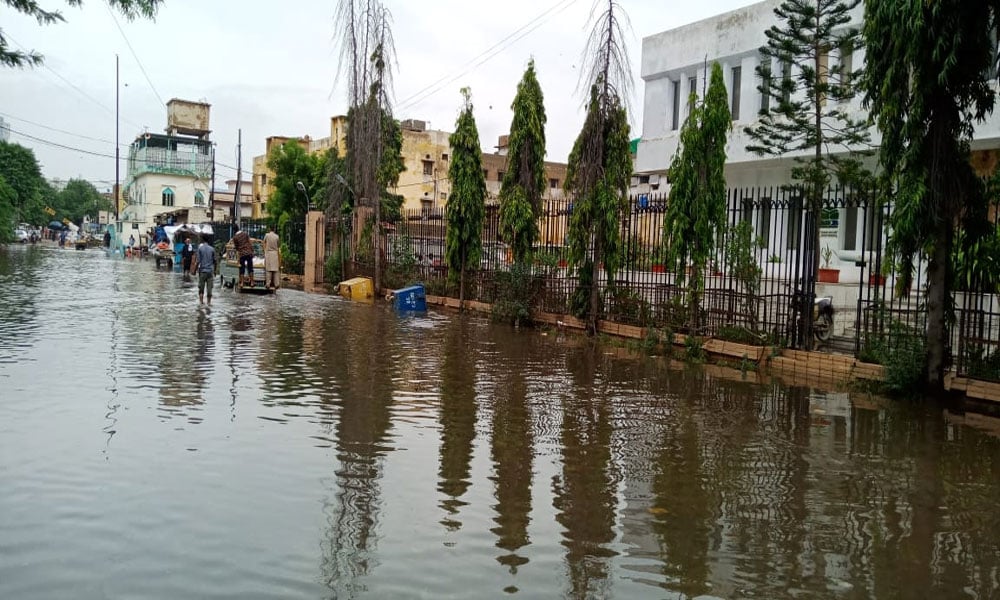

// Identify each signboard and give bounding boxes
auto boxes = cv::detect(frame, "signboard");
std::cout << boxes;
[44,207,56,216]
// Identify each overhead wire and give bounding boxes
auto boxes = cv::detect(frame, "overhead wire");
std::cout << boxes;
[104,2,166,106]
[396,0,580,112]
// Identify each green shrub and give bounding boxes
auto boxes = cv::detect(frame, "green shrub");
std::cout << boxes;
[684,335,706,362]
[280,244,303,275]
[491,262,540,327]
[606,286,651,325]
[859,319,926,394]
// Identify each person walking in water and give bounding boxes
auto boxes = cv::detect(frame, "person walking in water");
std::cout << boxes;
[180,236,195,283]
[263,225,280,290]
[191,238,218,305]
[231,225,255,287]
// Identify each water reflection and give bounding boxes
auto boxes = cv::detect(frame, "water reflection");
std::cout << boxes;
[320,305,396,597]
[488,330,534,575]
[437,318,477,530]
[3,247,1000,599]
[553,344,618,599]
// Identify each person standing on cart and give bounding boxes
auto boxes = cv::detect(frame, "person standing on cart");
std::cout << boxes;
[231,225,255,286]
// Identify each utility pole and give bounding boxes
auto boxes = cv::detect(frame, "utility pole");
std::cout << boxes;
[234,128,242,228]
[114,54,120,223]
[209,142,216,219]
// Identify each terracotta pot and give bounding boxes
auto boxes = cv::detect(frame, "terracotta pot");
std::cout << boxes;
[869,273,886,286]
[651,264,665,273]
[817,268,840,283]
[558,259,568,268]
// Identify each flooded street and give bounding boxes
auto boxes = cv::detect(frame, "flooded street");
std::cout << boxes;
[2,244,999,599]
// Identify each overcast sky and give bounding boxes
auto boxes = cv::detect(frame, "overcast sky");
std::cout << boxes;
[1,0,756,190]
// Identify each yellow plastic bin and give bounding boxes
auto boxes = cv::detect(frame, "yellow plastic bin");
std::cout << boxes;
[338,277,374,302]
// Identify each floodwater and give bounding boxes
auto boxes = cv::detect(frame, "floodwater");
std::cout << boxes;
[2,244,999,600]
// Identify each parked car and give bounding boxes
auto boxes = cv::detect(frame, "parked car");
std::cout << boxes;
[14,228,29,243]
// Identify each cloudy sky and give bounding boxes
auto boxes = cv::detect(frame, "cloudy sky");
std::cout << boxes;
[1,0,756,189]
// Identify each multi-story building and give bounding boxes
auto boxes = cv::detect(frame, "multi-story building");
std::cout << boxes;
[633,0,1000,264]
[251,115,348,218]
[120,99,215,236]
[212,179,253,221]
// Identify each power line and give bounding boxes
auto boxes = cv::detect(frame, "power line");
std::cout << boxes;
[5,34,146,131]
[105,2,165,106]
[0,112,120,146]
[8,126,125,160]
[396,0,579,112]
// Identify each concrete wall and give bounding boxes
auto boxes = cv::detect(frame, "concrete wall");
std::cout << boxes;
[634,0,1000,181]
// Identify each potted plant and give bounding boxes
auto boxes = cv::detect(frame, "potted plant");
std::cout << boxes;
[651,263,666,273]
[818,245,840,283]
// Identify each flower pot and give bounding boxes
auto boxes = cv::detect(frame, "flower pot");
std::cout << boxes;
[869,273,886,286]
[651,264,665,273]
[817,268,840,283]
[558,259,568,268]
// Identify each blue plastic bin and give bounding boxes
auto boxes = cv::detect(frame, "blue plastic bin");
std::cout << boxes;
[394,285,427,313]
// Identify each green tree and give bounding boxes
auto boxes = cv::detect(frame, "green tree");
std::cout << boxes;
[499,59,547,263]
[564,0,634,334]
[662,62,730,331]
[745,0,872,335]
[54,178,109,224]
[2,0,161,67]
[0,176,15,243]
[861,0,1000,391]
[0,141,47,224]
[266,140,331,232]
[445,88,487,306]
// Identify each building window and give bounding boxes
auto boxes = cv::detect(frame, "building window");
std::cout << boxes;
[639,175,650,185]
[838,43,854,103]
[439,192,446,201]
[483,169,489,180]
[441,153,449,161]
[781,60,793,104]
[194,191,205,206]
[670,79,681,130]
[549,178,559,189]
[261,174,267,186]
[422,160,434,176]
[731,66,742,120]
[161,187,174,207]
[497,170,505,181]
[760,58,772,113]
[688,76,697,110]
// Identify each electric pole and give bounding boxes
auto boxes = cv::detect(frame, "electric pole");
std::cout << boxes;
[234,128,242,228]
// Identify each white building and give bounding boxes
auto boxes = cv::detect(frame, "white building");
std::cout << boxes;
[633,0,1000,275]
[119,99,215,240]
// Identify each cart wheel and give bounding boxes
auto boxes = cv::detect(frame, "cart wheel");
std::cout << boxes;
[814,314,833,342]
[167,258,173,269]
[155,258,161,268]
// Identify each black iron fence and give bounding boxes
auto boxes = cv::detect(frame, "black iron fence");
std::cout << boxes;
[325,187,1000,383]
[210,218,306,275]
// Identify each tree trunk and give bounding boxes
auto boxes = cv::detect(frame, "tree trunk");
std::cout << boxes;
[925,219,951,393]
[589,237,602,336]
[459,248,466,310]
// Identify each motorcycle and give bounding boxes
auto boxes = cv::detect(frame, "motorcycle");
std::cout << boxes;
[812,296,835,342]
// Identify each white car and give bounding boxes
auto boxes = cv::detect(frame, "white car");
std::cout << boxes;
[14,229,29,243]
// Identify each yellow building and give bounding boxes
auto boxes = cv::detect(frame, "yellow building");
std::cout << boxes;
[250,116,348,218]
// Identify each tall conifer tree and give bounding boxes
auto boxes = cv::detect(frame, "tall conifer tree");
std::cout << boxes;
[564,0,633,334]
[445,88,487,306]
[662,62,730,330]
[499,59,547,264]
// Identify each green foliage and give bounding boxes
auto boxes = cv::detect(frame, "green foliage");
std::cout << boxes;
[0,141,48,225]
[279,244,303,276]
[859,320,926,394]
[605,285,651,325]
[325,243,346,285]
[384,234,419,289]
[662,62,730,330]
[53,179,109,225]
[266,141,331,227]
[862,0,1000,386]
[0,176,14,243]
[445,88,486,302]
[746,0,872,198]
[491,262,539,327]
[726,220,763,327]
[499,59,546,263]
[964,345,1000,382]
[565,87,631,329]
[2,0,161,67]
[684,335,706,363]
